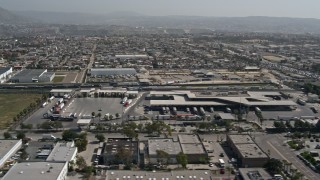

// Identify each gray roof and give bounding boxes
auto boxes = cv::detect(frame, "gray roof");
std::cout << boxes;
[0,67,11,75]
[150,91,297,107]
[0,140,22,162]
[90,68,137,76]
[228,134,268,159]
[10,69,47,82]
[178,134,201,144]
[180,144,206,155]
[2,162,67,180]
[148,139,182,156]
[218,113,236,120]
[238,168,272,180]
[46,142,77,162]
[106,170,215,180]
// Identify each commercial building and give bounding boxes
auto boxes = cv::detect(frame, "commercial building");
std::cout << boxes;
[148,138,182,164]
[227,134,268,167]
[148,91,296,110]
[46,141,77,162]
[238,168,272,180]
[50,89,74,97]
[90,68,137,77]
[113,54,149,60]
[0,139,22,167]
[106,170,216,180]
[10,69,55,83]
[103,138,139,165]
[0,66,12,83]
[2,162,68,180]
[178,134,207,163]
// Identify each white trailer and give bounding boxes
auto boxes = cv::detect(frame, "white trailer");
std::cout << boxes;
[58,103,64,109]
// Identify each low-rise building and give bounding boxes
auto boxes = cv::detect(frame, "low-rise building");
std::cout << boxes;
[0,139,22,167]
[239,168,272,180]
[0,66,12,83]
[178,134,208,163]
[148,138,182,164]
[2,162,68,180]
[10,69,54,83]
[227,134,268,167]
[103,138,139,165]
[106,170,215,180]
[46,141,77,163]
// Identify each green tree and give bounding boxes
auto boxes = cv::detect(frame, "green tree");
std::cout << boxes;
[76,156,87,169]
[95,133,105,142]
[115,113,120,118]
[156,150,170,165]
[3,132,12,139]
[176,152,188,168]
[62,130,78,141]
[109,114,114,120]
[91,112,96,117]
[16,131,26,140]
[115,147,132,166]
[97,112,102,120]
[264,158,283,175]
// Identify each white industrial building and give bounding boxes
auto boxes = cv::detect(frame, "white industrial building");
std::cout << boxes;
[148,90,297,108]
[0,139,22,167]
[2,162,68,180]
[113,54,149,60]
[90,68,137,77]
[10,69,55,83]
[46,141,77,163]
[0,67,12,83]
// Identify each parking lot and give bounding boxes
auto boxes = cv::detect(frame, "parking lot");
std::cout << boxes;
[62,98,123,117]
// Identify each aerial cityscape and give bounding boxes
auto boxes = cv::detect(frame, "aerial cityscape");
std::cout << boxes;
[1,1,320,180]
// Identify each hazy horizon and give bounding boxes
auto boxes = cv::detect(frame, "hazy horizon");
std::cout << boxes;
[1,0,320,19]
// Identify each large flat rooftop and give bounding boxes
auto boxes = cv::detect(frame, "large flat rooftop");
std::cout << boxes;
[46,142,77,162]
[149,91,297,106]
[236,144,268,158]
[0,140,21,161]
[180,144,206,155]
[2,162,67,180]
[228,134,255,144]
[148,139,182,156]
[106,170,214,180]
[178,134,201,144]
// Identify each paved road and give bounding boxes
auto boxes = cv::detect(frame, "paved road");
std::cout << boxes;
[83,44,96,83]
[255,133,320,180]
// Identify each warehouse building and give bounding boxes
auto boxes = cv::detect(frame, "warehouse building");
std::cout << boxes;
[89,68,137,77]
[227,134,268,167]
[148,91,296,110]
[106,170,216,180]
[10,69,55,83]
[0,139,22,167]
[178,134,208,163]
[2,162,68,180]
[50,89,74,97]
[112,54,149,60]
[238,168,272,180]
[0,66,12,83]
[103,138,139,165]
[148,138,182,164]
[46,141,77,163]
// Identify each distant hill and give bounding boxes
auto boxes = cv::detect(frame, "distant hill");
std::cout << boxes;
[8,8,320,34]
[0,6,30,24]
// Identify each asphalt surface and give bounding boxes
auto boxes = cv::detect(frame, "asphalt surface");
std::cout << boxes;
[255,133,320,180]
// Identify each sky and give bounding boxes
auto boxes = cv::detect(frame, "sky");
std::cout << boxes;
[1,0,319,19]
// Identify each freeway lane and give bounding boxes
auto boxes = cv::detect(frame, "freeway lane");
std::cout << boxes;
[255,133,320,180]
